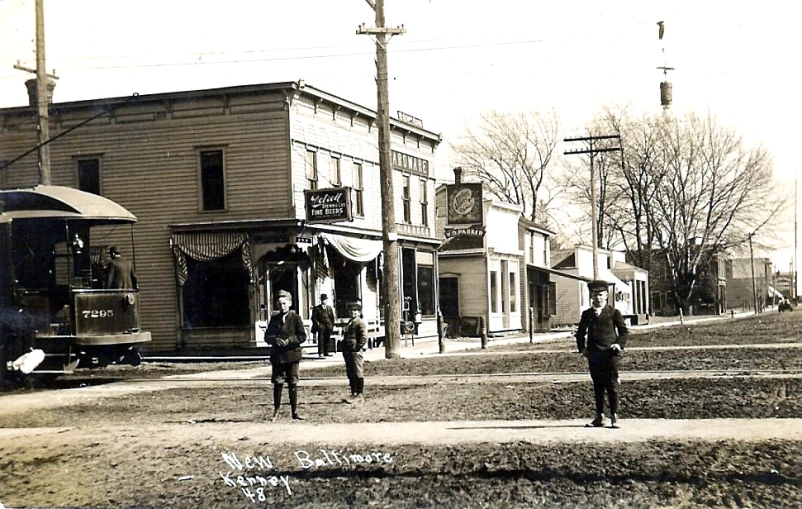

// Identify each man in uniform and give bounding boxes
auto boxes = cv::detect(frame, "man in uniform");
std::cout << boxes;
[311,293,336,357]
[105,246,138,290]
[264,290,307,421]
[575,279,629,428]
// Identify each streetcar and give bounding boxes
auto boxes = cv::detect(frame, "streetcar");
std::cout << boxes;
[1,185,150,384]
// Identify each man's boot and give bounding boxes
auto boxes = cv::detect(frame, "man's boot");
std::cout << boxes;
[585,412,604,428]
[344,378,364,404]
[288,384,304,420]
[270,383,283,421]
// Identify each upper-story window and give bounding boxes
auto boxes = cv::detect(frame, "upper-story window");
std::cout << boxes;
[529,232,536,263]
[199,149,225,211]
[306,150,318,190]
[330,155,341,187]
[352,162,364,216]
[402,175,411,224]
[419,178,428,226]
[77,158,101,195]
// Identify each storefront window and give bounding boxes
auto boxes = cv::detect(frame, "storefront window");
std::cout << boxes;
[417,265,434,316]
[183,252,249,327]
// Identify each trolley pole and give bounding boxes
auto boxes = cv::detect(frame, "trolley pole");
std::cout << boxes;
[358,0,405,359]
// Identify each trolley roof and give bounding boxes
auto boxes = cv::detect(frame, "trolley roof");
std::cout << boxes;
[0,185,137,224]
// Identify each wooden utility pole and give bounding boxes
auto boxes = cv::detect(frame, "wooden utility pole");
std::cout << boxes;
[34,0,51,185]
[749,231,758,313]
[358,0,405,359]
[564,134,621,280]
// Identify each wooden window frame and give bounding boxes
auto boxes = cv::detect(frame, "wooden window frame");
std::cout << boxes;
[197,147,227,212]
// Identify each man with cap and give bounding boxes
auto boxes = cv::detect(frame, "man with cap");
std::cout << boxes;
[311,293,336,357]
[341,301,368,404]
[575,279,629,429]
[264,290,307,421]
[105,246,138,290]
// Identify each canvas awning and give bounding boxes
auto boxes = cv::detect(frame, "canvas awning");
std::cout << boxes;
[600,269,631,294]
[170,231,253,286]
[530,265,591,282]
[320,232,383,263]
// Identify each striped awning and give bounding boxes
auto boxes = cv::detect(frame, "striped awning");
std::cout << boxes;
[170,232,253,286]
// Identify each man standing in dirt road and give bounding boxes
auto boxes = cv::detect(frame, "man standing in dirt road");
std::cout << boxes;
[341,301,368,404]
[264,290,307,421]
[576,280,629,429]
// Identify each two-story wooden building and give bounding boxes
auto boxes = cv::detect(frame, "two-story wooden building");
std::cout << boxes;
[0,81,442,353]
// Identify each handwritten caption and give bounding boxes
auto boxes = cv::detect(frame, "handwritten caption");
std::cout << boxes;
[219,449,394,503]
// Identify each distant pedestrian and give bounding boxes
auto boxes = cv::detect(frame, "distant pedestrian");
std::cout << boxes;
[575,280,629,428]
[105,246,138,290]
[311,293,336,357]
[340,301,367,404]
[264,290,307,421]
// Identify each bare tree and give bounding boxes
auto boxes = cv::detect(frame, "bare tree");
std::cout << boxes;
[449,109,561,224]
[560,107,783,313]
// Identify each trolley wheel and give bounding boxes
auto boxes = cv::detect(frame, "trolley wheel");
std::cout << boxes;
[123,347,142,367]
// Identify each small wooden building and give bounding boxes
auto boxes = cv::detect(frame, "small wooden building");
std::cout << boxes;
[550,245,650,326]
[434,171,575,335]
[0,82,443,353]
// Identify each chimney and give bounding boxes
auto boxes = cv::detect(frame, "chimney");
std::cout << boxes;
[25,78,56,107]
[453,166,462,184]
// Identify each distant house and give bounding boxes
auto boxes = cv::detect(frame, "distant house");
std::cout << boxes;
[648,249,727,316]
[550,245,649,326]
[725,257,773,311]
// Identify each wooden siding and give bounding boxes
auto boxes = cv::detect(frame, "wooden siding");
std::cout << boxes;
[552,276,583,326]
[1,99,293,351]
[289,96,437,237]
[486,206,523,255]
[439,256,487,317]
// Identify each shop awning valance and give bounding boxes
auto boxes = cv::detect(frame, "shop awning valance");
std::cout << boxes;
[320,232,383,263]
[170,232,253,286]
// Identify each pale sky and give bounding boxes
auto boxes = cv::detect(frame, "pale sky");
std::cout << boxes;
[1,0,799,271]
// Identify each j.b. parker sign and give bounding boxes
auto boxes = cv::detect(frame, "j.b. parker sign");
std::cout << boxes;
[305,187,353,223]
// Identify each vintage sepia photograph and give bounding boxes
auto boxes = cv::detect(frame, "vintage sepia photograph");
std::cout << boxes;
[1,1,800,508]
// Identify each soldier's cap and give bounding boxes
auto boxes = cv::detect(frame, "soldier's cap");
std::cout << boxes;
[108,245,119,254]
[276,290,292,301]
[320,293,328,300]
[346,301,362,311]
[587,280,609,293]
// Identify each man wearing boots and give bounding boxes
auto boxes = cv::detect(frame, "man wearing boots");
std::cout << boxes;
[265,290,307,421]
[575,280,629,429]
[311,293,336,357]
[341,301,368,404]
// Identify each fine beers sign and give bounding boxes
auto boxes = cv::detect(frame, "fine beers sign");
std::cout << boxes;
[305,187,353,223]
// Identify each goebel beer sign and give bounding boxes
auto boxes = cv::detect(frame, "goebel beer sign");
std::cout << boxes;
[305,187,353,223]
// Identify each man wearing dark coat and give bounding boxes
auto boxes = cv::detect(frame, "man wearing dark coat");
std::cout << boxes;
[264,290,307,421]
[105,246,138,290]
[575,280,629,428]
[341,301,368,404]
[311,293,336,357]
